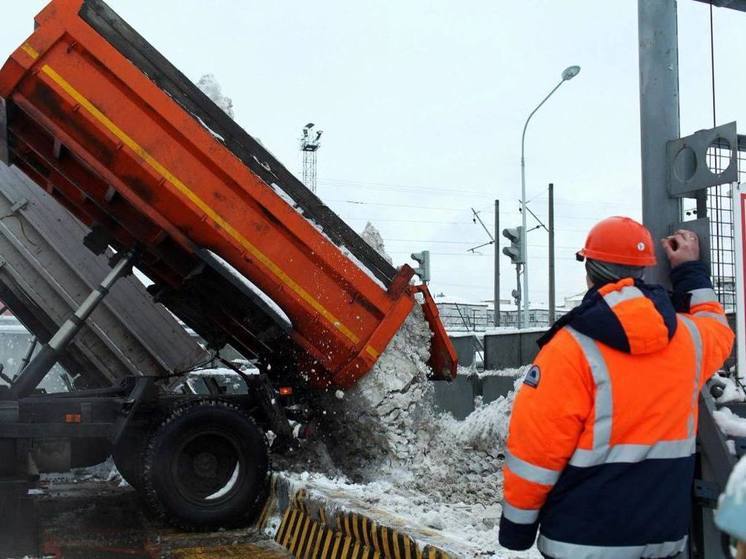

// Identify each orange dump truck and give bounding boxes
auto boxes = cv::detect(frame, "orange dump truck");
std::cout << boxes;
[0,0,456,530]
[0,0,456,389]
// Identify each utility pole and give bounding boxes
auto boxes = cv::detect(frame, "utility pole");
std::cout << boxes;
[638,0,681,288]
[494,200,500,327]
[548,183,556,324]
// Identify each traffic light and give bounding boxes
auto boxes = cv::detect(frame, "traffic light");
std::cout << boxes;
[410,250,430,283]
[502,226,525,265]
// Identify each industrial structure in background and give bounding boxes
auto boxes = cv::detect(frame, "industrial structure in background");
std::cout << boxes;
[300,122,322,193]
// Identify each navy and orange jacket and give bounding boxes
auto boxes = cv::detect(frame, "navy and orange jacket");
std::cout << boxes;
[499,261,734,559]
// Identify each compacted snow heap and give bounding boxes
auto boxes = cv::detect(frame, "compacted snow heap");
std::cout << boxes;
[279,222,518,505]
[290,305,517,507]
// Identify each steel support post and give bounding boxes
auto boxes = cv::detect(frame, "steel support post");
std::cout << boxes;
[638,0,682,289]
[494,200,500,327]
[9,252,136,399]
[515,265,522,328]
[548,183,556,324]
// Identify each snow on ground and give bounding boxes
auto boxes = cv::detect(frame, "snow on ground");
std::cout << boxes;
[282,471,540,559]
[476,366,528,378]
[274,306,532,557]
[723,455,746,507]
[714,407,746,438]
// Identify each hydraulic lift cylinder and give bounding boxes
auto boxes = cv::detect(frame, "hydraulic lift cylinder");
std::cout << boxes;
[9,252,136,399]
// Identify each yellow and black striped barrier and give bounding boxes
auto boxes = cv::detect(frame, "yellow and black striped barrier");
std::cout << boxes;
[269,479,454,559]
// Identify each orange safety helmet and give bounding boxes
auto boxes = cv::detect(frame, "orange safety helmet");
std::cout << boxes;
[576,216,657,266]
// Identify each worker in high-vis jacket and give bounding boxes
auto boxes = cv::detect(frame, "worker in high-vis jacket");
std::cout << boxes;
[498,216,734,559]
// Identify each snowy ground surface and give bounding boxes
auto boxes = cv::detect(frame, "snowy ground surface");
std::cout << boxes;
[272,306,535,557]
[280,471,540,559]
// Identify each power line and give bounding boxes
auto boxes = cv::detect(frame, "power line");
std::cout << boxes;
[385,238,485,245]
[344,217,466,225]
[319,177,489,197]
[331,199,628,222]
[327,199,471,211]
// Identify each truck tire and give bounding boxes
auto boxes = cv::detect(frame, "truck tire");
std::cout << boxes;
[142,399,269,530]
[112,430,149,490]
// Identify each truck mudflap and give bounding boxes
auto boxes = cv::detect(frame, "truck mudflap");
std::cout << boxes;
[0,0,457,389]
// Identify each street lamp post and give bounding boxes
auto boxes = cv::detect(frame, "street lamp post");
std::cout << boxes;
[520,64,580,328]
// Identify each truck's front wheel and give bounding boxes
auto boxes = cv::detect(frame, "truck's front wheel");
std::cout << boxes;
[143,399,268,530]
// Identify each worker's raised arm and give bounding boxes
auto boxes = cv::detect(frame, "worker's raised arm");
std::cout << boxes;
[498,332,593,550]
[664,231,734,381]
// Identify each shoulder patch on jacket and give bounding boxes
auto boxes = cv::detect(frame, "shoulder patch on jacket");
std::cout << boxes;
[524,365,541,388]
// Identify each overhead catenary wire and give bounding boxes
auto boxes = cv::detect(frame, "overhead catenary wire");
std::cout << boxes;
[328,198,635,222]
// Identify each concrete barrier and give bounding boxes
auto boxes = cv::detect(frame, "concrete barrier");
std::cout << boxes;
[447,334,479,368]
[432,372,520,418]
[481,376,519,405]
[432,375,477,420]
[484,329,546,370]
[262,474,456,558]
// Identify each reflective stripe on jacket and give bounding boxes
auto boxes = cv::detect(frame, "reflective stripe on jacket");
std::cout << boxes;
[498,261,734,558]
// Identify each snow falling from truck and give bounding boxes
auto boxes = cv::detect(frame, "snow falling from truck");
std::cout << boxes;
[268,223,534,557]
[196,74,235,119]
[273,306,529,557]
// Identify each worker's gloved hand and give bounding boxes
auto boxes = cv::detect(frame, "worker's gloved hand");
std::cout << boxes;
[661,229,700,268]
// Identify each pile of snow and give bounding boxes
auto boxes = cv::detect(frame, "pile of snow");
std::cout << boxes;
[281,306,435,478]
[279,306,522,509]
[714,407,746,438]
[196,74,235,118]
[282,471,540,559]
[723,456,746,507]
[477,367,527,378]
[266,220,527,554]
[360,222,393,264]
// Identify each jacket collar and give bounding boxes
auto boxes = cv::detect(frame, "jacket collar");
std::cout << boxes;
[538,278,677,354]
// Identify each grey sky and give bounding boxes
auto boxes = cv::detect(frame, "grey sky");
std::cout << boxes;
[2,1,745,307]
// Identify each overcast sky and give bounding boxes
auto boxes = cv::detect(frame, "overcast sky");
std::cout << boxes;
[3,1,746,307]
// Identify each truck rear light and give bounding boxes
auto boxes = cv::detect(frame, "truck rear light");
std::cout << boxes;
[279,386,293,396]
[65,414,81,423]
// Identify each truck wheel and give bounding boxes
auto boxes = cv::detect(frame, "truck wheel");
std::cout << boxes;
[112,430,149,490]
[142,399,269,530]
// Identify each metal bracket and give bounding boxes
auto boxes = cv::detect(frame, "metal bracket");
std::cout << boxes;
[9,199,27,214]
[667,122,738,197]
[694,479,721,508]
[692,0,746,11]
[82,225,113,256]
[0,97,8,165]
[110,376,155,446]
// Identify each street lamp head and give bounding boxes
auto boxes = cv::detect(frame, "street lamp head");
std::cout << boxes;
[561,65,581,81]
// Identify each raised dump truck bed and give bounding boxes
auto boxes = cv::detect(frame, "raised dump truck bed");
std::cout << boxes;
[0,0,456,389]
[0,163,207,388]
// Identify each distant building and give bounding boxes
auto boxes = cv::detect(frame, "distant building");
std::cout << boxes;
[434,295,491,332]
[435,295,576,332]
